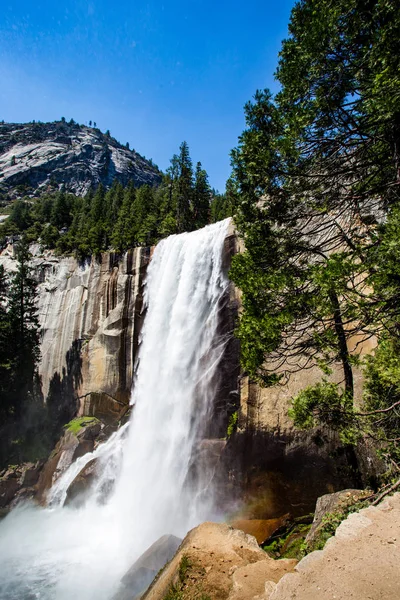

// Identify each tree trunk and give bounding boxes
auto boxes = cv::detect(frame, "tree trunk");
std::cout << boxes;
[329,288,354,399]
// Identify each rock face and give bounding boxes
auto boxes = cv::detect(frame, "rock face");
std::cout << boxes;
[0,220,376,520]
[220,251,378,518]
[0,243,149,416]
[269,492,400,600]
[306,489,369,546]
[64,457,99,506]
[36,418,102,502]
[0,121,161,199]
[0,462,42,509]
[142,522,297,600]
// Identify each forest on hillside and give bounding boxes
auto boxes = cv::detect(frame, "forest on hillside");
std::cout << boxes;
[0,141,236,258]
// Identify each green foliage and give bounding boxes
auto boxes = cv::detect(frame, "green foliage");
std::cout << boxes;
[0,142,214,258]
[163,584,183,600]
[362,337,400,465]
[263,520,312,560]
[229,0,400,400]
[289,333,400,465]
[193,162,211,228]
[163,556,210,600]
[307,498,370,552]
[178,555,192,583]
[226,410,238,438]
[64,416,100,436]
[0,238,44,466]
[6,237,41,418]
[289,381,359,444]
[210,178,239,222]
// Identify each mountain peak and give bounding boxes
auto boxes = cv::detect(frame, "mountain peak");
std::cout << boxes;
[0,120,161,201]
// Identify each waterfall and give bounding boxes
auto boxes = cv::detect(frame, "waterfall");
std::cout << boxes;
[0,219,231,600]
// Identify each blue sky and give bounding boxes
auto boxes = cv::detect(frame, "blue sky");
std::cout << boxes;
[0,0,295,191]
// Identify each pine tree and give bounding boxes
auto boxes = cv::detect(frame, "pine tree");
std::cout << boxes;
[230,0,400,394]
[111,183,136,252]
[0,265,12,419]
[176,142,193,232]
[133,185,158,245]
[50,189,72,229]
[7,238,40,417]
[193,162,211,228]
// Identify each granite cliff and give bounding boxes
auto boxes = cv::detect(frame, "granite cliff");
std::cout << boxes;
[0,242,149,422]
[0,121,161,200]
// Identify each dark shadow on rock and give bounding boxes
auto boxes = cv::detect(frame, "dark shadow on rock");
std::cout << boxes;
[217,428,365,520]
[46,338,83,444]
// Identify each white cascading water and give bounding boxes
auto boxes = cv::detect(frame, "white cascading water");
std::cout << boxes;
[0,219,231,600]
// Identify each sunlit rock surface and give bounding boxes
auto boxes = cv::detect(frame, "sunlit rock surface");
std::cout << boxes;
[0,244,150,414]
[269,493,400,600]
[0,121,160,198]
[142,521,296,600]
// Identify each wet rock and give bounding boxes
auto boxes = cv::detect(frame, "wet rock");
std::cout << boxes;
[75,419,101,442]
[36,421,102,504]
[81,392,128,425]
[0,470,19,509]
[0,462,44,508]
[115,534,182,599]
[64,458,99,506]
[19,463,41,488]
[9,486,36,508]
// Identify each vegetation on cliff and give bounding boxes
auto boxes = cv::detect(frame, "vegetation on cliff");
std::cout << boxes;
[230,0,400,472]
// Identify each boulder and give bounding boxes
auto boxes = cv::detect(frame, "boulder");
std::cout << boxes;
[269,492,400,600]
[115,534,182,599]
[0,462,44,509]
[64,458,99,506]
[36,420,102,503]
[0,470,20,508]
[306,488,367,545]
[142,522,297,600]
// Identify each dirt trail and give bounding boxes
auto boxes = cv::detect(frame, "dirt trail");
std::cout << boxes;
[268,492,400,600]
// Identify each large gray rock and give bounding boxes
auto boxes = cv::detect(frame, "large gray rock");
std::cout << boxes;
[115,534,182,600]
[306,488,366,545]
[0,121,160,199]
[64,457,99,506]
[36,421,102,503]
